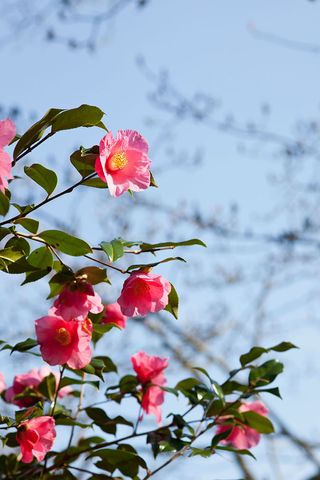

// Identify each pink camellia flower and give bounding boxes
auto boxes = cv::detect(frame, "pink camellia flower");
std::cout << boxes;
[95,130,151,197]
[5,366,71,408]
[216,401,269,449]
[0,372,6,393]
[0,118,16,193]
[49,283,103,321]
[35,315,92,369]
[102,302,128,329]
[17,416,56,463]
[131,351,168,423]
[118,271,171,317]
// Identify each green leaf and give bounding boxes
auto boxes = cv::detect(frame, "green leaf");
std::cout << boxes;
[85,408,132,434]
[100,241,113,260]
[1,338,38,354]
[164,283,179,319]
[189,447,213,458]
[70,145,98,177]
[47,267,75,299]
[100,239,124,262]
[119,375,138,394]
[240,341,298,367]
[249,359,284,387]
[5,237,30,255]
[38,373,57,401]
[88,447,147,476]
[13,108,63,160]
[150,171,158,188]
[75,266,108,285]
[140,238,207,250]
[60,376,99,390]
[0,247,25,262]
[254,387,282,398]
[24,163,58,196]
[82,356,117,380]
[14,217,39,234]
[81,177,108,188]
[0,227,10,241]
[51,105,105,132]
[39,230,92,256]
[215,445,256,459]
[175,377,201,391]
[211,428,234,447]
[28,246,54,269]
[0,191,10,216]
[127,256,186,272]
[22,268,51,285]
[242,411,275,434]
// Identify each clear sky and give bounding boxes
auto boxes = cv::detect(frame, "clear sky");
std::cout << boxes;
[0,1,320,478]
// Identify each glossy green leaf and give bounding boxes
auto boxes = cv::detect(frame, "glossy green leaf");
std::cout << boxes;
[243,411,275,434]
[140,238,207,251]
[24,163,58,196]
[240,341,298,367]
[100,239,124,262]
[13,108,62,160]
[38,373,57,401]
[85,408,132,434]
[22,268,51,285]
[28,246,54,269]
[249,359,284,387]
[76,266,108,285]
[0,191,10,216]
[215,445,256,459]
[14,217,39,234]
[127,257,186,272]
[0,247,25,262]
[70,145,98,177]
[39,230,92,256]
[51,104,105,132]
[164,283,179,319]
[81,177,108,188]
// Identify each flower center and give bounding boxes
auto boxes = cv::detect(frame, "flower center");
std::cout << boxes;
[81,318,92,336]
[55,327,72,346]
[133,280,150,296]
[108,152,128,171]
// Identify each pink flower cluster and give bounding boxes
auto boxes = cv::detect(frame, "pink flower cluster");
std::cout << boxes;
[4,367,71,408]
[131,351,168,423]
[0,122,177,463]
[216,400,269,449]
[0,119,16,193]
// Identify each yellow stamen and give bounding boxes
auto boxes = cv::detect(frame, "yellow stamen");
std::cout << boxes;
[81,318,92,336]
[108,152,128,171]
[55,327,72,346]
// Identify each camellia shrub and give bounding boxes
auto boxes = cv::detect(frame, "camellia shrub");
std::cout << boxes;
[0,105,296,479]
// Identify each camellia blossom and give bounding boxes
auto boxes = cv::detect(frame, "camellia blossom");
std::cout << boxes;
[95,130,151,197]
[49,283,103,321]
[118,271,171,317]
[102,302,128,329]
[0,372,6,393]
[17,416,56,463]
[0,118,16,193]
[216,400,269,449]
[131,351,168,423]
[5,366,71,408]
[35,315,92,369]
